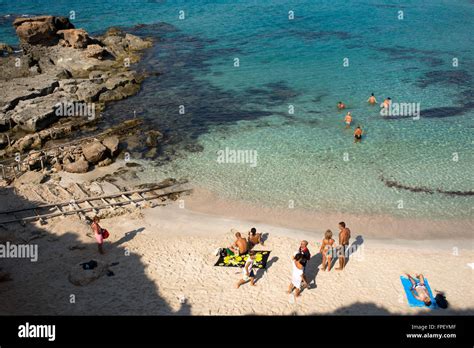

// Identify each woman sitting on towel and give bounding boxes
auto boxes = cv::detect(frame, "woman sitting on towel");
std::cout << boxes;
[248,227,263,248]
[406,273,432,307]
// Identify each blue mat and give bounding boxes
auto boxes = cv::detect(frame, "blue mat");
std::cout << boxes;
[400,276,438,309]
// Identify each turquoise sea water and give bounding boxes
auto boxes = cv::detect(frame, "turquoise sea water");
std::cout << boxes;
[1,0,473,218]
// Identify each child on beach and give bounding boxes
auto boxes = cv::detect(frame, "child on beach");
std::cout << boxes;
[236,251,257,288]
[320,230,336,271]
[337,101,346,110]
[91,216,108,255]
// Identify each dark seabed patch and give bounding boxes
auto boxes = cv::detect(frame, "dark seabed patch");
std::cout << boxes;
[311,93,329,104]
[380,175,474,196]
[373,45,446,67]
[289,29,354,42]
[415,70,472,88]
[101,23,302,164]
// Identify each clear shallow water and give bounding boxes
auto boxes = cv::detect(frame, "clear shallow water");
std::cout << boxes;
[1,0,473,218]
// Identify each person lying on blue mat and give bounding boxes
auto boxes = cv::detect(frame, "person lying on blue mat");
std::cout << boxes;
[405,273,432,307]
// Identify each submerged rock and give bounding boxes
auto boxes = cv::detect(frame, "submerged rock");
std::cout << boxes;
[145,130,163,147]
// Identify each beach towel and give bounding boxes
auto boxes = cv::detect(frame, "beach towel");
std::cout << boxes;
[400,276,438,309]
[214,250,271,269]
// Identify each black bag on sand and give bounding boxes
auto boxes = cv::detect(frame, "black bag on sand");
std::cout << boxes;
[435,292,448,309]
[80,260,98,270]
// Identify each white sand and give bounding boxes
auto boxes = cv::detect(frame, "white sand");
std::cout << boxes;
[1,197,473,315]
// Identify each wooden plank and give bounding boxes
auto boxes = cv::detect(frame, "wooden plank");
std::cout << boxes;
[0,181,188,215]
[0,189,190,224]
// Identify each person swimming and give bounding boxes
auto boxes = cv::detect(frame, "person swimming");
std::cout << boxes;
[337,101,346,110]
[382,97,391,109]
[354,125,363,143]
[367,93,377,105]
[344,112,352,128]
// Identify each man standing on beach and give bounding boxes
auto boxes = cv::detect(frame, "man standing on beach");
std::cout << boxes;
[297,240,311,288]
[336,222,351,271]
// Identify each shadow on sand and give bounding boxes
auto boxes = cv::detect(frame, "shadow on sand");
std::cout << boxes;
[0,185,190,315]
[254,256,278,284]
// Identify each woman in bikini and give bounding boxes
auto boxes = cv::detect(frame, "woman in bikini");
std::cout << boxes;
[406,273,432,307]
[320,229,336,271]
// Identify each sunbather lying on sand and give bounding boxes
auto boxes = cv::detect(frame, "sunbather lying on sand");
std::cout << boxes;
[406,273,432,307]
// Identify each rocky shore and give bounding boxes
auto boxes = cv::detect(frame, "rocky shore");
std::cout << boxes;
[0,15,163,179]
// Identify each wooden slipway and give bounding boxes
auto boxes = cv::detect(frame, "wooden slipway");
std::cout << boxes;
[0,180,190,225]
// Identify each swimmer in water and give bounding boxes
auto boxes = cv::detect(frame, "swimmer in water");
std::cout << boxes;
[367,93,377,105]
[382,97,392,109]
[337,101,346,110]
[354,125,363,143]
[344,112,352,128]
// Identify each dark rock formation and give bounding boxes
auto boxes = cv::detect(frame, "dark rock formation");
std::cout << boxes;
[13,16,74,46]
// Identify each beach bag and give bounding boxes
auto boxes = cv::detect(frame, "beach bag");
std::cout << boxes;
[101,229,110,239]
[81,260,98,270]
[435,293,448,309]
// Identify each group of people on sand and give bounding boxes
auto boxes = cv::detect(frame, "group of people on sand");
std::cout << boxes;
[288,222,351,297]
[229,222,353,298]
[226,228,263,257]
[228,223,449,308]
[224,228,264,289]
[338,93,393,143]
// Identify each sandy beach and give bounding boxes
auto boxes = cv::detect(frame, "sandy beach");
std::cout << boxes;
[1,177,473,315]
[0,8,472,321]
